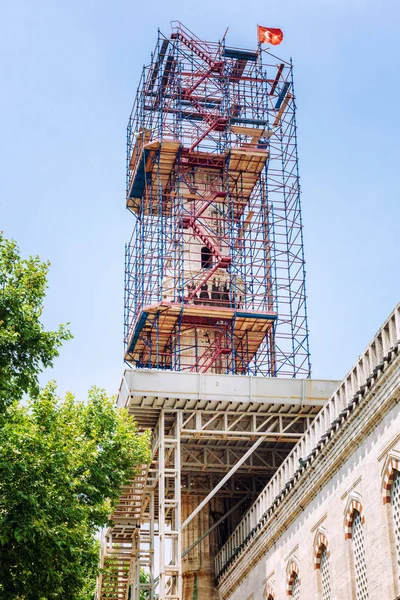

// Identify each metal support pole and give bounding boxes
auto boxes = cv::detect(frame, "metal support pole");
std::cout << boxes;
[150,490,155,600]
[158,410,166,599]
[182,496,247,558]
[158,410,182,600]
[175,410,182,598]
[132,531,140,600]
[181,435,266,530]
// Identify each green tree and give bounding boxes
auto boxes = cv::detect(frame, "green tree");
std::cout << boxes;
[0,234,71,407]
[0,384,151,599]
[0,234,151,598]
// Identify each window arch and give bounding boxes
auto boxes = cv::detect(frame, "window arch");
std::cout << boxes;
[314,530,329,569]
[344,498,369,599]
[201,246,212,269]
[287,560,300,598]
[314,530,331,600]
[265,581,275,599]
[344,499,365,540]
[382,457,400,504]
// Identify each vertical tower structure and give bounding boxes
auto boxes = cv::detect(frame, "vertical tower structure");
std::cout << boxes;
[124,22,310,378]
[94,23,337,600]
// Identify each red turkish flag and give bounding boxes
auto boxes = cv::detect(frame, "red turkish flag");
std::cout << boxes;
[257,26,284,46]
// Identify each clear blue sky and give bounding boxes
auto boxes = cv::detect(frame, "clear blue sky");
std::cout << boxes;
[1,0,399,398]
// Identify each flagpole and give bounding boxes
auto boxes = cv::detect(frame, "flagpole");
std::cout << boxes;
[256,23,262,54]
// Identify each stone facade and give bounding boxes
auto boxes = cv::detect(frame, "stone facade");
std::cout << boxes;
[217,307,400,600]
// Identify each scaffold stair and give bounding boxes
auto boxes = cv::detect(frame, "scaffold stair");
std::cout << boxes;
[171,28,218,70]
[182,189,231,301]
[171,24,227,149]
[190,335,231,373]
[100,545,131,600]
[97,465,148,600]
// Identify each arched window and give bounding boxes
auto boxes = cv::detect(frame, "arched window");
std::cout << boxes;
[314,531,331,600]
[320,545,331,600]
[291,573,300,600]
[287,561,300,598]
[201,246,212,269]
[265,581,275,599]
[383,457,400,504]
[381,457,400,579]
[391,470,400,580]
[352,510,369,599]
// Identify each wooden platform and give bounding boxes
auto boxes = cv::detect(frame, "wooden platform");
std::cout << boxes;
[124,301,277,371]
[166,145,268,220]
[127,134,268,217]
[226,146,269,216]
[127,138,181,214]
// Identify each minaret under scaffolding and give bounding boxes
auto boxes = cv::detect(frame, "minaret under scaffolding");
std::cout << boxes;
[124,21,311,378]
[96,23,339,600]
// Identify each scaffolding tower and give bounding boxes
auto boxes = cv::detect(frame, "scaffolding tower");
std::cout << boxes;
[95,22,322,600]
[124,22,311,378]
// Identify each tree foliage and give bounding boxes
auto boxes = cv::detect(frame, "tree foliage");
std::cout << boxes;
[0,385,151,599]
[0,234,151,598]
[0,234,71,407]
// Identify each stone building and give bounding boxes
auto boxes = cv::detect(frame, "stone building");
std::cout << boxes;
[216,303,400,600]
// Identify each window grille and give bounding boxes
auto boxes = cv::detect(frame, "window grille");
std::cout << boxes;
[352,511,369,599]
[320,546,331,600]
[391,471,400,580]
[292,573,300,600]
